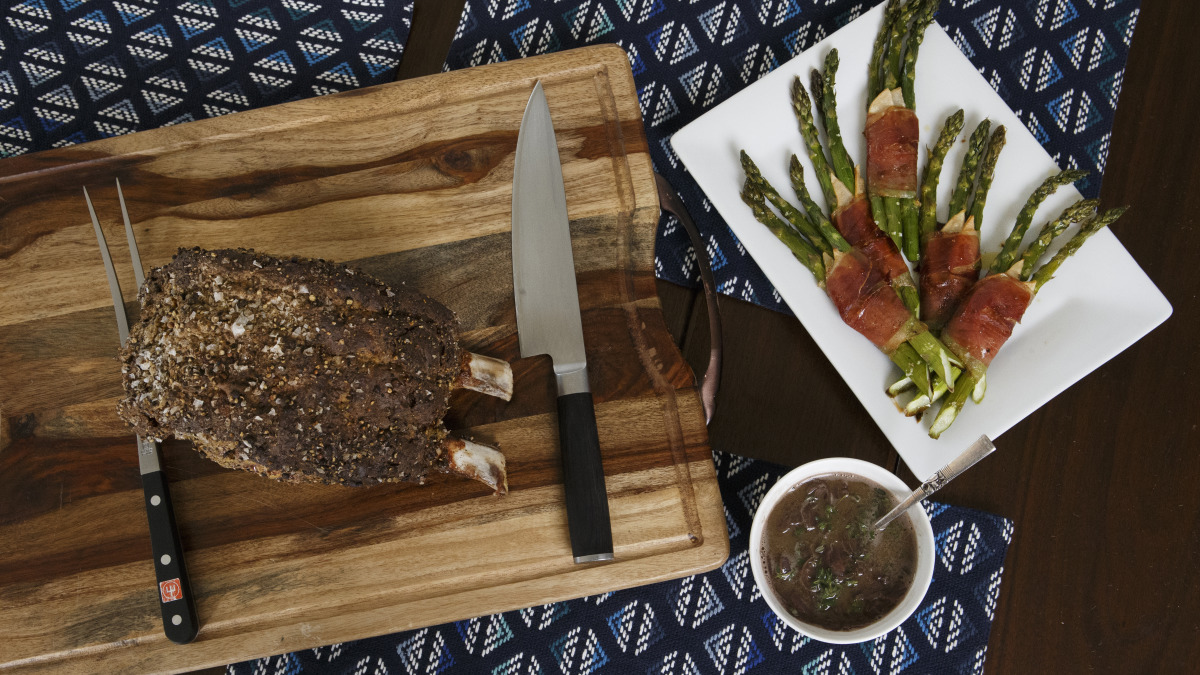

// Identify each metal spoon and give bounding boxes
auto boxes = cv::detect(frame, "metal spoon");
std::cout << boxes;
[874,435,997,531]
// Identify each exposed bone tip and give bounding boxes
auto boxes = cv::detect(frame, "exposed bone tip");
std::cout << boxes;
[458,352,514,401]
[445,437,508,495]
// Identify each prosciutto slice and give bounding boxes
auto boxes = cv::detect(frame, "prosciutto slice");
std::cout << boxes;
[940,272,1034,379]
[919,213,981,329]
[865,89,919,199]
[834,189,912,287]
[824,249,922,354]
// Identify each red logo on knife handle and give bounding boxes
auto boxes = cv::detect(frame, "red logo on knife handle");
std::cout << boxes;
[159,578,183,603]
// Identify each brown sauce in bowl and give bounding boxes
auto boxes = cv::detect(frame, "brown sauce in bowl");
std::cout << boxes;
[761,473,917,631]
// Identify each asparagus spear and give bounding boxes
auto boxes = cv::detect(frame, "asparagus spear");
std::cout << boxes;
[901,202,920,261]
[1031,206,1128,290]
[901,0,940,109]
[869,0,904,103]
[990,168,1091,274]
[873,2,915,245]
[903,365,960,416]
[884,197,905,250]
[968,125,1007,232]
[875,0,936,259]
[928,371,978,438]
[814,51,855,191]
[889,342,933,400]
[948,119,992,218]
[741,151,832,255]
[789,155,853,252]
[918,109,966,246]
[1017,199,1099,280]
[792,77,837,209]
[908,330,959,389]
[884,0,922,90]
[740,181,826,283]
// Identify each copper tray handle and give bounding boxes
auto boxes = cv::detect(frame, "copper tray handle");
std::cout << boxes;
[655,173,723,425]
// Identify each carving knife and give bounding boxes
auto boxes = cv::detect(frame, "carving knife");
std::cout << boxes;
[512,81,614,563]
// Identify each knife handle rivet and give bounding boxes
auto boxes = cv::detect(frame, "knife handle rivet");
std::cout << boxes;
[171,615,182,626]
[160,554,171,565]
[150,495,161,506]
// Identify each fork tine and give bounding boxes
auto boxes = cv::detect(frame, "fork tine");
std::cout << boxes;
[115,178,145,289]
[85,186,131,343]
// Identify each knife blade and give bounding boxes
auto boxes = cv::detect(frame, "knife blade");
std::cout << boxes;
[85,182,200,644]
[512,81,613,563]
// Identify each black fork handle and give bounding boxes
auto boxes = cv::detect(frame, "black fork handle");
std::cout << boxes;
[142,469,199,644]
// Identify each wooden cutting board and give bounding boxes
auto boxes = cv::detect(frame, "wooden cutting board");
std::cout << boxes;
[0,45,727,674]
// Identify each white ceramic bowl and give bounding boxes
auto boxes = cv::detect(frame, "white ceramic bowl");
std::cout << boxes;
[749,458,935,644]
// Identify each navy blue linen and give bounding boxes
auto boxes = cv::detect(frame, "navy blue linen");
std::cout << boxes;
[0,0,414,152]
[443,0,1138,312]
[229,451,1013,674]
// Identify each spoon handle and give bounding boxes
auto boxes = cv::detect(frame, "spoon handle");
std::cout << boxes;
[875,435,996,531]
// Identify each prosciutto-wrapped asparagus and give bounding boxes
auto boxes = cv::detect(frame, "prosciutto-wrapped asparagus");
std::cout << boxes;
[824,247,924,354]
[892,166,1093,416]
[928,204,1127,437]
[792,53,920,315]
[866,0,939,259]
[741,169,947,398]
[741,50,971,396]
[918,117,1006,330]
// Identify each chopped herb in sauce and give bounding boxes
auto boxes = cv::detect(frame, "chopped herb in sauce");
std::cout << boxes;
[761,474,917,631]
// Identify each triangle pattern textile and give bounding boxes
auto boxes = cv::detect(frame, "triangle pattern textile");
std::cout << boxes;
[0,0,414,152]
[229,451,1014,673]
[441,0,1138,314]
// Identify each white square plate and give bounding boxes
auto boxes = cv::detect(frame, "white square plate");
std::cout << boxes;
[671,4,1171,480]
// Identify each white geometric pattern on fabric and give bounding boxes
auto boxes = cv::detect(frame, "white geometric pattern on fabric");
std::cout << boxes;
[668,574,726,629]
[703,623,764,675]
[1,0,412,156]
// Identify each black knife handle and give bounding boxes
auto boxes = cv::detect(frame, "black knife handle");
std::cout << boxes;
[141,470,199,644]
[556,392,614,562]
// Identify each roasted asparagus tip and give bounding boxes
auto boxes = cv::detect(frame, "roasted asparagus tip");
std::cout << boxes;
[457,352,514,401]
[445,437,508,495]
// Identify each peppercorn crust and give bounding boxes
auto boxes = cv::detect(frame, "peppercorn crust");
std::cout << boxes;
[117,247,462,487]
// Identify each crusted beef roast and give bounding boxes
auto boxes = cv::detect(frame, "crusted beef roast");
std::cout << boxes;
[117,248,511,492]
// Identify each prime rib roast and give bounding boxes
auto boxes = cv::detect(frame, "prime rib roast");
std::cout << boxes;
[116,248,512,493]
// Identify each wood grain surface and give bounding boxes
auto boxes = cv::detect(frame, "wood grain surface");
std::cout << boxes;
[0,45,728,674]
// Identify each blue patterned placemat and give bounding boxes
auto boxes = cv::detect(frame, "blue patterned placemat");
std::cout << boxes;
[444,0,1138,312]
[229,450,1013,674]
[0,0,414,153]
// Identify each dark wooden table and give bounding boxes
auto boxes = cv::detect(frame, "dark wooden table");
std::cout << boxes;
[198,1,1199,672]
